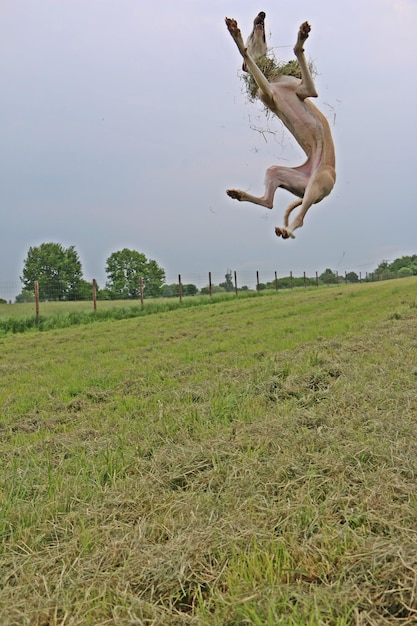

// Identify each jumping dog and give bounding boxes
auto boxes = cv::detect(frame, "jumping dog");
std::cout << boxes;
[225,12,336,239]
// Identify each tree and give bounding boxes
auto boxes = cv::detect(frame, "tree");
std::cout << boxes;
[105,249,165,299]
[75,279,94,300]
[183,284,198,296]
[162,283,198,297]
[200,285,225,295]
[397,267,413,278]
[219,269,234,292]
[389,255,417,276]
[345,271,359,283]
[374,260,392,280]
[15,288,36,303]
[162,283,179,298]
[21,243,84,300]
[370,256,417,281]
[319,268,338,285]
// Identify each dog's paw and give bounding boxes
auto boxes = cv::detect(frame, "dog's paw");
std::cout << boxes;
[294,21,311,54]
[299,21,311,41]
[225,17,238,34]
[226,189,242,201]
[225,18,244,46]
[275,226,295,240]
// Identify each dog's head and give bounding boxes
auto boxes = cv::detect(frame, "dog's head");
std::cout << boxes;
[243,11,267,71]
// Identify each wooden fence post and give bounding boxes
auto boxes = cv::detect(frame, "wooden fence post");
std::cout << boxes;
[139,276,144,309]
[256,271,260,291]
[316,271,319,287]
[234,270,238,295]
[209,272,212,297]
[290,271,293,289]
[274,271,278,291]
[303,271,307,288]
[34,280,40,320]
[92,279,97,312]
[178,274,183,302]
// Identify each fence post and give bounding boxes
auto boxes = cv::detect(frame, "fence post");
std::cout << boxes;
[209,272,212,297]
[359,272,362,282]
[290,271,293,289]
[303,271,307,288]
[315,271,319,287]
[92,279,97,312]
[139,276,144,309]
[256,271,260,291]
[274,271,278,291]
[34,280,40,320]
[234,270,238,295]
[178,274,183,302]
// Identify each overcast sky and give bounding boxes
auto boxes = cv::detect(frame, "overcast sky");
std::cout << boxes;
[1,0,417,295]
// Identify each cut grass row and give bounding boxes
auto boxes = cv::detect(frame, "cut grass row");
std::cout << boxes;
[0,277,416,624]
[0,290,262,334]
[0,280,410,335]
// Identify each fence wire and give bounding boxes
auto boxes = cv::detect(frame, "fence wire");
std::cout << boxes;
[0,268,405,307]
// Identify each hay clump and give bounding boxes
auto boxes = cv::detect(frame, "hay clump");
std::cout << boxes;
[242,53,315,102]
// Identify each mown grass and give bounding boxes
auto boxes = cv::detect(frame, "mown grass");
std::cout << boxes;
[0,291,264,335]
[0,280,411,336]
[1,278,417,625]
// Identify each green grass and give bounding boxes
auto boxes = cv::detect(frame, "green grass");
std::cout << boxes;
[1,278,417,624]
[0,280,410,335]
[0,291,263,334]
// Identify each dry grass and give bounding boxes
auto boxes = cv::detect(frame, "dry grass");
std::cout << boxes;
[242,55,316,102]
[1,280,417,624]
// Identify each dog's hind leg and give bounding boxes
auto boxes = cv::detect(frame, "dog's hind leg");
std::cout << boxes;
[275,165,334,238]
[227,164,308,209]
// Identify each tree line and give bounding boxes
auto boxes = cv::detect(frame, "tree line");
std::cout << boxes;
[15,243,165,302]
[9,243,417,304]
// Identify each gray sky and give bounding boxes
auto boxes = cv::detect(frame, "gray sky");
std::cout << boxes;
[1,0,417,295]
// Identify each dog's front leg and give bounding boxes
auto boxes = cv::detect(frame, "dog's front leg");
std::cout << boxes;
[225,18,274,101]
[293,22,318,99]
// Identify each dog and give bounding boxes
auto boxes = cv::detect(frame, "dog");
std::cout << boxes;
[225,12,336,239]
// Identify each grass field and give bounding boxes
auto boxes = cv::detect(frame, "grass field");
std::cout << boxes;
[1,279,417,625]
[0,291,259,334]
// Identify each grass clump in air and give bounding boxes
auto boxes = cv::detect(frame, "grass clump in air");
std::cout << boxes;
[242,53,316,102]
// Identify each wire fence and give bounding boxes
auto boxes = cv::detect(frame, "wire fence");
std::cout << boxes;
[1,267,413,317]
